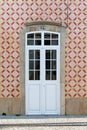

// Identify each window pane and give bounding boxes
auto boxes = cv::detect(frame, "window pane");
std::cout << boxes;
[29,61,34,69]
[35,71,40,80]
[46,50,50,59]
[46,71,50,80]
[46,60,50,69]
[35,50,40,59]
[35,33,41,39]
[27,34,34,39]
[52,50,56,59]
[29,71,34,80]
[27,40,34,45]
[44,33,50,39]
[35,40,41,45]
[52,61,56,69]
[29,50,34,59]
[44,40,50,45]
[52,34,58,39]
[35,61,40,69]
[52,40,58,45]
[52,71,56,80]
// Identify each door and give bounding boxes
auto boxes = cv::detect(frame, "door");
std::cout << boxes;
[25,31,60,115]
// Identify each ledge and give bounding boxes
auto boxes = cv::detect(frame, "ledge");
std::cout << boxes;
[25,21,62,26]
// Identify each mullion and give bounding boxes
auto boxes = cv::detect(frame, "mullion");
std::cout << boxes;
[34,50,35,80]
[50,50,52,80]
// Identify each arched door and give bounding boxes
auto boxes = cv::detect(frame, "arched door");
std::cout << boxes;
[25,31,60,115]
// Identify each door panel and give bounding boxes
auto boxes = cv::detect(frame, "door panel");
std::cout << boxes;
[29,85,41,111]
[44,49,59,114]
[44,84,58,113]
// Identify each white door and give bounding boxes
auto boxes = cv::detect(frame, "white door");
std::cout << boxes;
[25,31,60,115]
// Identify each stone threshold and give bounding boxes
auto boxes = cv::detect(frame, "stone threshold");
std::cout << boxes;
[0,116,87,126]
[0,122,87,127]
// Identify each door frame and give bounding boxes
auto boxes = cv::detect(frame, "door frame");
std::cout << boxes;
[20,21,66,115]
[25,31,60,115]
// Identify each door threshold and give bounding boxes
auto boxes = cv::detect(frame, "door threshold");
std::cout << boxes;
[25,115,62,119]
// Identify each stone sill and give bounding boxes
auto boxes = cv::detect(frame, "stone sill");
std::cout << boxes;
[0,116,87,126]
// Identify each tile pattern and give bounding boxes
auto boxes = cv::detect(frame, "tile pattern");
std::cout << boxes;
[0,0,87,98]
[65,0,87,97]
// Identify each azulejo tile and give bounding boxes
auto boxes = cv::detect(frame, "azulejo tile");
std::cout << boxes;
[0,0,87,98]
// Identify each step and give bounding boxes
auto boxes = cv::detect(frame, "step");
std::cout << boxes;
[0,116,87,130]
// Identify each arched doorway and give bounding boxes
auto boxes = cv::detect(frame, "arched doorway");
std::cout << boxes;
[25,31,60,115]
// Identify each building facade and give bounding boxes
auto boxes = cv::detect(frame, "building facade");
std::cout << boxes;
[0,0,87,115]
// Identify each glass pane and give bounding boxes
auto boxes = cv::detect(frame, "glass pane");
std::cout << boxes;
[27,34,34,39]
[35,71,40,80]
[52,61,56,69]
[46,60,50,69]
[29,71,34,80]
[27,40,34,45]
[46,71,50,80]
[52,40,58,45]
[35,33,41,39]
[29,61,34,69]
[52,34,58,39]
[35,50,40,59]
[35,40,41,45]
[52,50,56,59]
[44,40,50,45]
[44,33,50,39]
[46,50,50,59]
[35,61,40,69]
[29,50,34,59]
[52,71,56,80]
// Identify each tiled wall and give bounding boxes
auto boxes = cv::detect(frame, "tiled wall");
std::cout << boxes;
[0,0,87,98]
[65,0,87,97]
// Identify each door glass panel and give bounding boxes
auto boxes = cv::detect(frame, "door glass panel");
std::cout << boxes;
[44,33,50,39]
[52,61,56,69]
[35,71,40,80]
[46,71,50,80]
[44,40,50,45]
[45,50,57,80]
[27,33,34,39]
[35,33,41,39]
[35,33,41,45]
[29,71,34,80]
[46,50,50,59]
[35,61,40,69]
[52,50,56,59]
[29,61,34,69]
[29,50,40,80]
[35,50,40,59]
[27,40,34,45]
[29,50,34,59]
[52,71,56,80]
[27,33,41,45]
[52,34,58,39]
[52,40,58,45]
[44,33,59,46]
[35,40,41,45]
[46,60,50,69]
